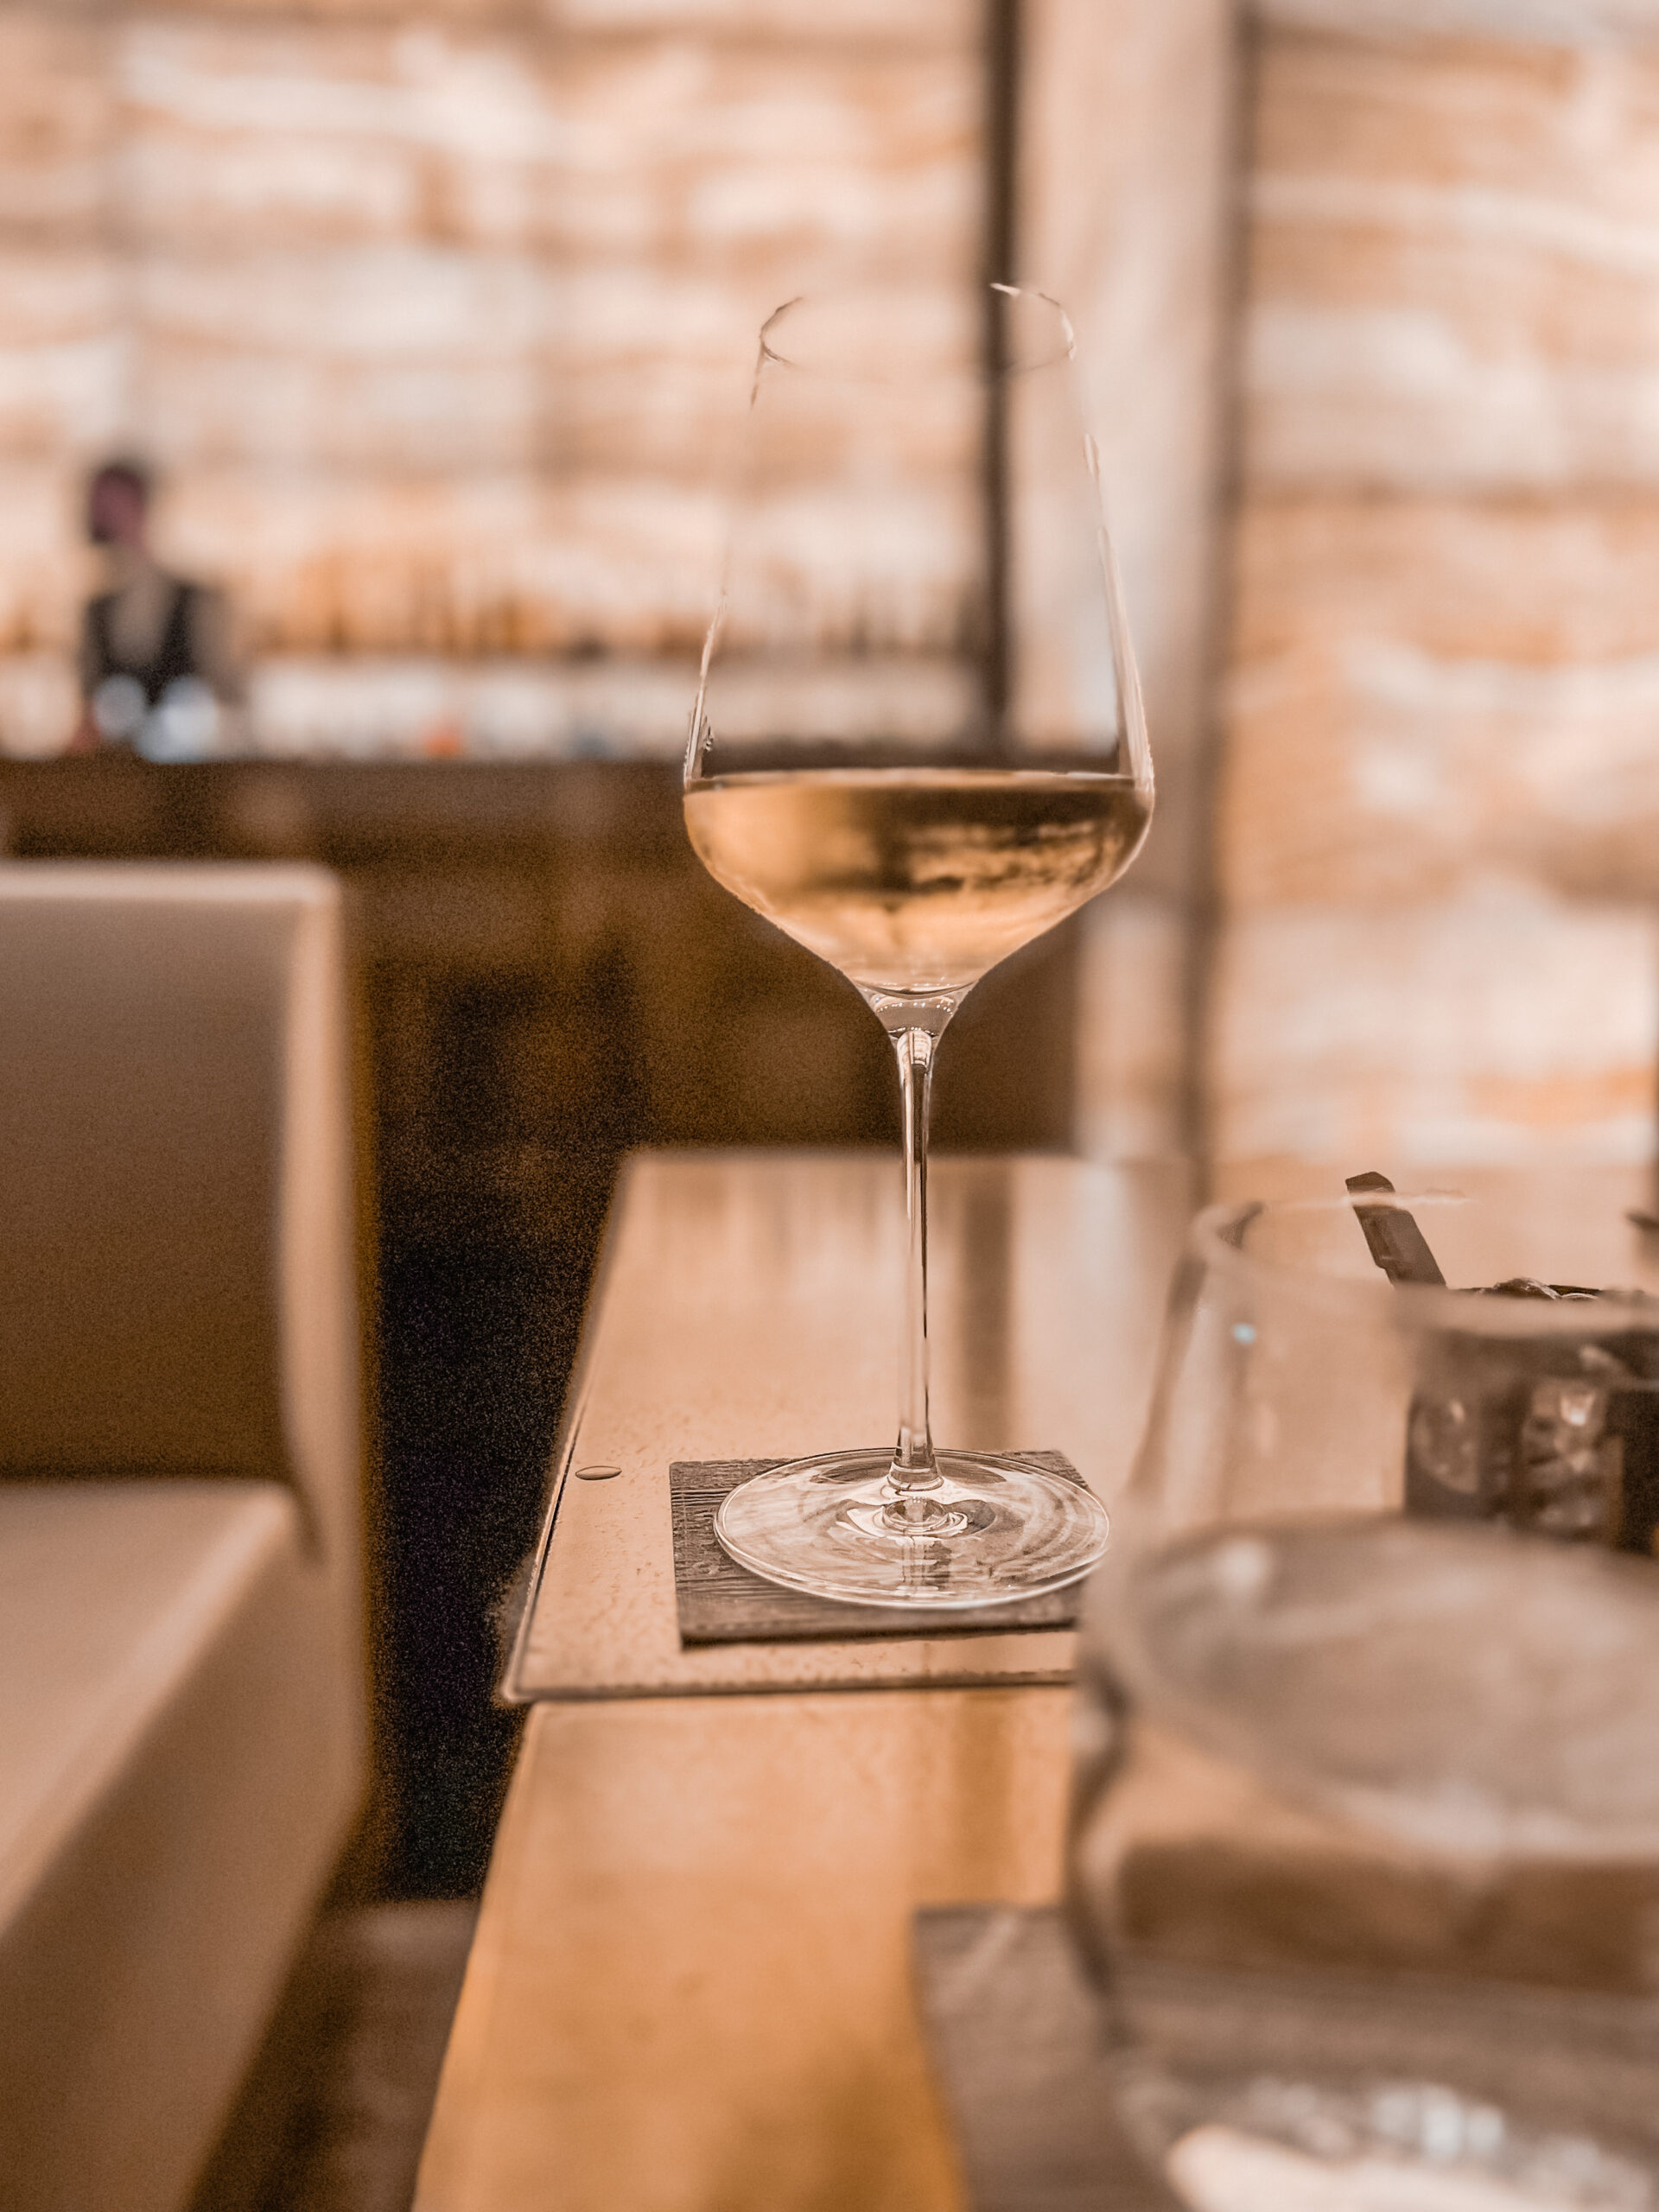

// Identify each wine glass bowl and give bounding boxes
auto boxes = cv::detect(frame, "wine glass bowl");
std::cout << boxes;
[684,283,1152,1607]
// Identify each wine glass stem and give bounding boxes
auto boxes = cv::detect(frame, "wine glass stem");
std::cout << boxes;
[891,1024,939,1493]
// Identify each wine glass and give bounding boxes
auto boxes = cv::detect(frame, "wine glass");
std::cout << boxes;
[683,283,1153,1606]
[1069,1192,1659,2206]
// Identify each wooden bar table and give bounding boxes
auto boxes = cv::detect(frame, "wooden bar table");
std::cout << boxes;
[415,1154,1659,2211]
[414,1149,1192,2212]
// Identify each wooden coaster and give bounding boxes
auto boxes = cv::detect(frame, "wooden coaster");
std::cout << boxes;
[669,1453,1090,1646]
[912,1906,1176,2212]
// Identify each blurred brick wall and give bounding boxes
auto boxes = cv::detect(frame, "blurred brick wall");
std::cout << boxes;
[16,1,1648,1169]
[1211,7,1659,1165]
[0,0,981,755]
[1022,0,1235,1160]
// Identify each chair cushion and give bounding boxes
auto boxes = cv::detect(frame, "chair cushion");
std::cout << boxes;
[0,870,321,1488]
[0,1482,365,2212]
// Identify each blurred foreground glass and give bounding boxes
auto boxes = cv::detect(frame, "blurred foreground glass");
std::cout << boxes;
[683,284,1153,1606]
[1071,1193,1659,2209]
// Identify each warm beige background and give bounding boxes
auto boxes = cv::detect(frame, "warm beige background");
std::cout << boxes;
[1213,12,1659,1166]
[4,0,1658,1168]
[0,0,984,753]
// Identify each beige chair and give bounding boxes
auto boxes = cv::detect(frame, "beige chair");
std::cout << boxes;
[0,864,369,2212]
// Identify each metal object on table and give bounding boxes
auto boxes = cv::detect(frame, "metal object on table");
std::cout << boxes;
[1344,1170,1446,1287]
[1345,1171,1659,1553]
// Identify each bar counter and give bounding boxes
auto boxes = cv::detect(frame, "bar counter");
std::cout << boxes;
[416,1154,1658,2210]
[416,1150,1190,2210]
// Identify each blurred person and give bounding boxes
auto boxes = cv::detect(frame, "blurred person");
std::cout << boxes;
[70,458,242,758]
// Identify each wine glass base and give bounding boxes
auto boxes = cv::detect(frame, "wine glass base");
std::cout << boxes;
[713,1449,1109,1609]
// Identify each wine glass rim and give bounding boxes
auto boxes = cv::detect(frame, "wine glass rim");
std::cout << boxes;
[1188,1192,1659,1332]
[757,282,1076,378]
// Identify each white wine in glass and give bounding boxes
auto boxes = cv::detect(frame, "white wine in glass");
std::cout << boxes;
[684,285,1153,1606]
[684,767,1149,999]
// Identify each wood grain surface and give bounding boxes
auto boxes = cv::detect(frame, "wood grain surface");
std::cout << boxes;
[427,1153,1187,2206]
[422,1160,1659,2212]
[416,1687,1075,2212]
[505,1152,1192,1700]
